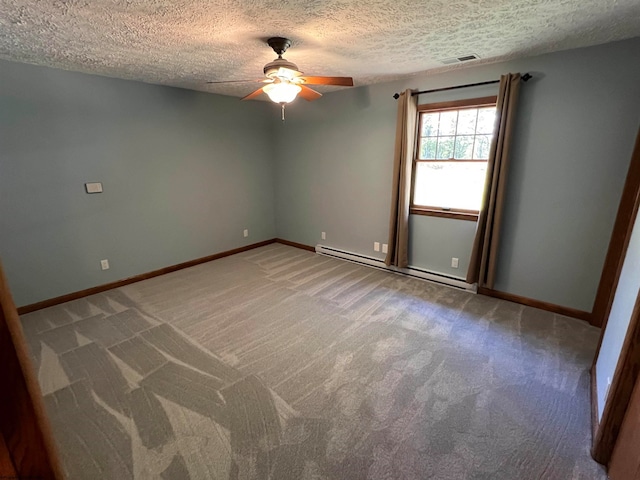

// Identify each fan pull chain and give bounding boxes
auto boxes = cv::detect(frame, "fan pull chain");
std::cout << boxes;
[281,103,286,121]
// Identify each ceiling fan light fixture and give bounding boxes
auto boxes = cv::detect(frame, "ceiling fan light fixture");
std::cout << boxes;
[263,81,302,104]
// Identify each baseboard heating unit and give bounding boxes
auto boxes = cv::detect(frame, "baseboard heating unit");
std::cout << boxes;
[315,244,476,292]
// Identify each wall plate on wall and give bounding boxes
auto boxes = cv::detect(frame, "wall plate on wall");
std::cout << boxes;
[85,182,103,193]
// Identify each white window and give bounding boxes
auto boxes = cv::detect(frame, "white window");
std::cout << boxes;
[412,96,497,221]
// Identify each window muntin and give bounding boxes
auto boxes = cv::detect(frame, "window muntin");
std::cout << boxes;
[412,97,497,219]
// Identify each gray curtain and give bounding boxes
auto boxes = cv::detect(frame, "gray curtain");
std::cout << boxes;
[385,89,418,267]
[466,73,522,287]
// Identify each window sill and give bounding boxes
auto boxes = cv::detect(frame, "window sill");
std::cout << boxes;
[409,207,478,222]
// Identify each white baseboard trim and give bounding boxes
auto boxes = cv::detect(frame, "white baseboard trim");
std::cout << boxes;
[315,244,477,292]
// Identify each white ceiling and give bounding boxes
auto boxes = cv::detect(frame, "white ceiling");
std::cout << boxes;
[1,0,639,98]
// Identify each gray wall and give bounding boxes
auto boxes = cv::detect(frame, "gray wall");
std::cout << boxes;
[274,38,640,312]
[3,38,639,313]
[595,210,640,418]
[0,60,276,307]
[410,216,477,279]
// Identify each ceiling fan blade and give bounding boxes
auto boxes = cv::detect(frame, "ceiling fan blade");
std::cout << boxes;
[207,79,268,84]
[241,87,266,101]
[298,85,323,101]
[299,76,354,86]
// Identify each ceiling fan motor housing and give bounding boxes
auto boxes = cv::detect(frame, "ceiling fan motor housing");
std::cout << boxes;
[263,58,300,78]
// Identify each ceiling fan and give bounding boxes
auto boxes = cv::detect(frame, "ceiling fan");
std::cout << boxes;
[208,37,354,118]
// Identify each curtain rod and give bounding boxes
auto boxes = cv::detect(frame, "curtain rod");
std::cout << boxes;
[392,73,532,99]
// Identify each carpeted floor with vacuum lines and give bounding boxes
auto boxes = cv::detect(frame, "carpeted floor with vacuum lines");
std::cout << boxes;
[20,243,606,479]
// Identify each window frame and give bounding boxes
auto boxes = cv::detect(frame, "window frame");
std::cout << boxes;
[410,96,498,222]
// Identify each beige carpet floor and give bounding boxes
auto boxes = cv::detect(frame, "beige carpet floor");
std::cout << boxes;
[20,244,606,479]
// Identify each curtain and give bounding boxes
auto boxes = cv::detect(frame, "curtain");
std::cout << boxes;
[385,89,418,267]
[466,73,522,287]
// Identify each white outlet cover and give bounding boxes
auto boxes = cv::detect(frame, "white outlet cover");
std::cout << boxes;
[382,244,388,254]
[85,182,103,194]
[243,229,249,237]
[374,242,380,252]
[100,259,109,270]
[321,232,326,240]
[451,257,459,268]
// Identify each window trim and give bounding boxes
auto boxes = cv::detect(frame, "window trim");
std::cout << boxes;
[409,206,479,222]
[417,96,497,113]
[411,95,497,221]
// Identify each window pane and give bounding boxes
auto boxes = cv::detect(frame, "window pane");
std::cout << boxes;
[454,136,475,159]
[456,109,478,135]
[413,162,487,210]
[473,135,492,159]
[438,111,458,135]
[476,108,496,134]
[420,137,437,159]
[436,136,454,159]
[421,113,439,136]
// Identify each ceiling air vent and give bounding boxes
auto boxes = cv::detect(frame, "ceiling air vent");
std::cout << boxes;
[440,54,480,65]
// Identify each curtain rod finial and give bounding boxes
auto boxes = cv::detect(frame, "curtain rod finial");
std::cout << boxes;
[522,73,532,82]
[393,93,400,99]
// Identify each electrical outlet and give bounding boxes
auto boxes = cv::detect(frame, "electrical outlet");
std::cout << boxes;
[451,257,459,268]
[374,242,380,252]
[243,229,249,238]
[321,232,326,240]
[382,243,388,254]
[100,259,110,270]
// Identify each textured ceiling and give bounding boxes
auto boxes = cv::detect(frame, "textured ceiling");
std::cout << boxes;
[1,0,639,98]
